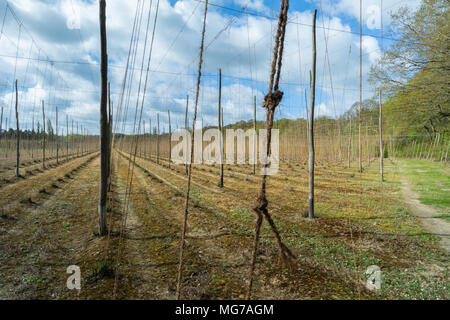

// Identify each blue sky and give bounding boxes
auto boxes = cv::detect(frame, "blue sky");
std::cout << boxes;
[0,0,422,134]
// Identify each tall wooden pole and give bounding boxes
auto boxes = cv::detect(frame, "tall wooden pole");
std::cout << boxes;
[42,100,46,169]
[98,0,108,236]
[308,10,317,219]
[0,106,3,155]
[366,124,370,166]
[218,69,224,187]
[348,117,352,168]
[56,106,59,164]
[15,80,20,177]
[66,115,69,159]
[185,95,189,176]
[253,95,257,175]
[168,110,172,169]
[107,81,111,175]
[148,118,153,161]
[157,112,160,165]
[76,122,79,157]
[359,0,363,173]
[379,90,384,182]
[177,0,209,299]
[71,120,74,160]
[143,120,146,158]
[5,117,7,159]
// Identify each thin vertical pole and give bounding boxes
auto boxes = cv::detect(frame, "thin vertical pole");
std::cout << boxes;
[66,115,69,160]
[149,118,152,159]
[15,80,20,177]
[366,124,370,166]
[157,112,160,165]
[98,0,108,236]
[143,120,146,158]
[56,106,59,164]
[308,10,317,219]
[359,0,363,173]
[218,69,224,187]
[0,106,3,159]
[71,120,74,160]
[42,100,46,169]
[348,117,352,168]
[253,95,257,175]
[168,109,172,169]
[185,95,189,175]
[379,90,383,182]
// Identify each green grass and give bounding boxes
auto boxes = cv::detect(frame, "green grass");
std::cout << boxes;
[436,214,450,222]
[399,159,450,215]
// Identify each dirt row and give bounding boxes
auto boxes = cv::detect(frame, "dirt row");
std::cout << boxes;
[115,151,375,299]
[0,152,100,299]
[0,150,96,188]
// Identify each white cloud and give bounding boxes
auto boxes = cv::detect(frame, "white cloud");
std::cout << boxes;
[0,0,423,133]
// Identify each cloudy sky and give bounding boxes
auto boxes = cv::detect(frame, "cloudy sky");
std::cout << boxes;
[0,0,421,134]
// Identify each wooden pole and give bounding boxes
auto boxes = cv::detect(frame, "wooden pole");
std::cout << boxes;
[253,95,257,175]
[42,100,46,169]
[77,122,79,157]
[98,0,108,236]
[149,118,152,159]
[366,124,370,166]
[218,69,224,187]
[185,95,189,175]
[379,90,383,182]
[143,120,146,158]
[359,0,363,173]
[56,106,59,165]
[66,115,69,159]
[15,80,20,177]
[168,110,172,169]
[0,106,3,156]
[107,81,111,174]
[157,112,160,165]
[177,0,209,299]
[348,117,352,168]
[308,10,317,219]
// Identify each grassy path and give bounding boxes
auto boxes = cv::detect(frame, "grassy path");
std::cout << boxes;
[398,159,450,252]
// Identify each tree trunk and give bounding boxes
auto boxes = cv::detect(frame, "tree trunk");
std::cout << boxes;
[98,0,109,236]
[308,10,317,219]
